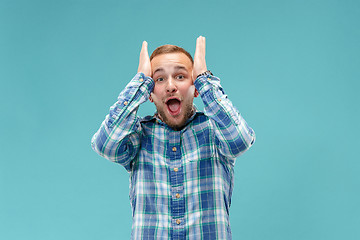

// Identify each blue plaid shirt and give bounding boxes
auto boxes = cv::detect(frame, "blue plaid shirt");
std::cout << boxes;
[91,72,255,239]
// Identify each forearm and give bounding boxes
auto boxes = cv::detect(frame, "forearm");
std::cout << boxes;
[194,74,256,160]
[91,73,154,170]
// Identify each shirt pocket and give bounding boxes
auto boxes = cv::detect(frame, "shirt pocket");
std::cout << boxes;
[182,123,217,164]
[183,143,216,165]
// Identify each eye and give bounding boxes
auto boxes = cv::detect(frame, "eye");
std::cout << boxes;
[156,77,164,82]
[176,75,185,80]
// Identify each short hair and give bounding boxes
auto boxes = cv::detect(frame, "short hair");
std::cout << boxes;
[150,44,193,64]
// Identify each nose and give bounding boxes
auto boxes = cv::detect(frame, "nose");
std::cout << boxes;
[166,77,177,93]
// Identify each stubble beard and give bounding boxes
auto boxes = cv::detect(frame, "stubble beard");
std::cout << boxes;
[156,100,195,131]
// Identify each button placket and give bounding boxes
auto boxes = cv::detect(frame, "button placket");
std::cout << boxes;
[168,131,185,235]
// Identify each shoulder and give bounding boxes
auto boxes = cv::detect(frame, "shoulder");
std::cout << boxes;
[139,115,157,125]
[188,111,209,129]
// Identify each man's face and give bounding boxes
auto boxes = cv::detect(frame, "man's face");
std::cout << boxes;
[149,52,198,130]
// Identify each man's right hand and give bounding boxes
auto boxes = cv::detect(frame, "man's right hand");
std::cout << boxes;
[137,41,152,77]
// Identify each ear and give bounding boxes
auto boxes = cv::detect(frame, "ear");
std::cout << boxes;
[194,89,199,98]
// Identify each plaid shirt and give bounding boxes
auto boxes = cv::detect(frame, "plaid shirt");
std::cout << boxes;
[91,72,255,239]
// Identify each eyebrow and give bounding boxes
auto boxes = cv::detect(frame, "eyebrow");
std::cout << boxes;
[153,66,187,75]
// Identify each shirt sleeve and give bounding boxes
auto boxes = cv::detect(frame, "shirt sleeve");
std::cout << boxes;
[91,73,154,171]
[194,74,256,164]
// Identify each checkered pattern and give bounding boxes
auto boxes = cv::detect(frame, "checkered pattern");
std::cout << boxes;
[91,72,255,239]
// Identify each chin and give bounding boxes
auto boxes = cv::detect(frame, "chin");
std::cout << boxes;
[165,117,187,130]
[157,104,193,130]
[167,120,184,129]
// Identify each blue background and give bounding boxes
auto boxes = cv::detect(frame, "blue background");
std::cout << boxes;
[1,0,359,239]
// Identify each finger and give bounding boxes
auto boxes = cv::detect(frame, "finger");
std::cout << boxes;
[195,36,201,59]
[200,36,206,56]
[202,37,206,55]
[141,41,148,55]
[195,36,206,58]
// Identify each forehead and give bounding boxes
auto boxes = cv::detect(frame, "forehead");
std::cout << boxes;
[151,52,193,72]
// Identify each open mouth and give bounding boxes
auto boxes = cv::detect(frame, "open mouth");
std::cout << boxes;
[165,98,181,116]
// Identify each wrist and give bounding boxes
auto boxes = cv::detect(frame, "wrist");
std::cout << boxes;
[196,70,213,79]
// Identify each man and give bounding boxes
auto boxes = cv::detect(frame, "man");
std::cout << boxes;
[91,36,255,239]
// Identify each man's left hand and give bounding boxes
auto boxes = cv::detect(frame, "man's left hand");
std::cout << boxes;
[192,36,208,82]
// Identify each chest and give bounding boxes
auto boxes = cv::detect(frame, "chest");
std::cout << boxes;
[139,121,216,166]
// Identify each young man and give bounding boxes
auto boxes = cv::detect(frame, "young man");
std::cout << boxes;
[91,36,255,239]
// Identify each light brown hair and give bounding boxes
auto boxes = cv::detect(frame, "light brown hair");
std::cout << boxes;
[150,45,193,64]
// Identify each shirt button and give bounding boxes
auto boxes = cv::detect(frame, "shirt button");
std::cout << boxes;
[176,219,181,225]
[124,101,128,106]
[139,78,143,82]
[218,98,222,102]
[175,193,180,199]
[172,147,177,152]
[173,167,178,172]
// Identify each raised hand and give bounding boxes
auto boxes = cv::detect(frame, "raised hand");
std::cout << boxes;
[192,36,208,81]
[137,41,152,77]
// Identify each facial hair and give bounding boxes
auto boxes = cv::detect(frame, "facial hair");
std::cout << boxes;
[155,100,195,131]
